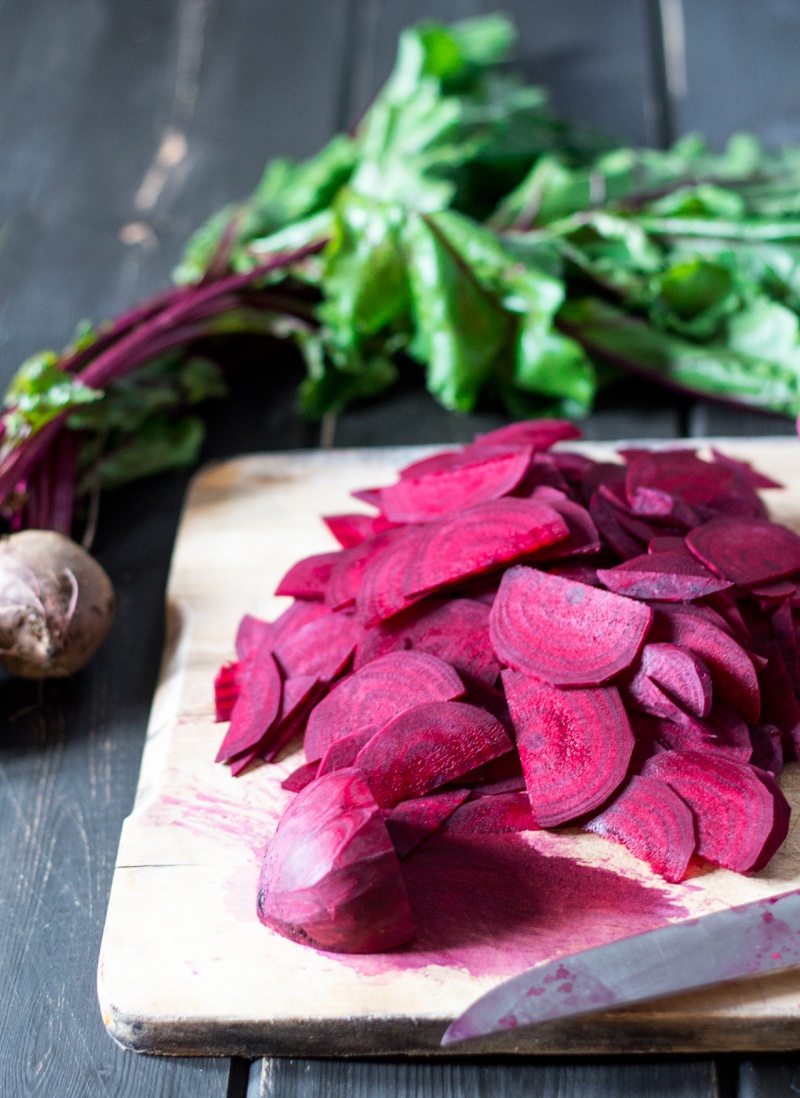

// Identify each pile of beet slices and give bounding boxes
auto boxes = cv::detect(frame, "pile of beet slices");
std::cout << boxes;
[214,421,800,953]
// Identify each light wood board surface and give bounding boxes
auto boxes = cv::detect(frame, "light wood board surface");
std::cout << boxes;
[98,440,800,1057]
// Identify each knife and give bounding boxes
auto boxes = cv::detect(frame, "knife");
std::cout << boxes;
[441,887,800,1046]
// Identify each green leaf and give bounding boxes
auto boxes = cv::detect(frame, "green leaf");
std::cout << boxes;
[296,334,398,418]
[647,257,741,339]
[3,353,101,440]
[84,414,206,491]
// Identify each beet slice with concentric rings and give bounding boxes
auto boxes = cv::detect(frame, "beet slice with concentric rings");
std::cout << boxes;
[439,791,537,835]
[272,611,361,681]
[585,774,695,882]
[503,671,634,826]
[356,526,429,627]
[597,551,732,602]
[275,551,341,599]
[402,499,569,600]
[624,449,733,506]
[379,447,533,524]
[257,768,415,953]
[686,516,800,586]
[640,642,712,718]
[385,788,471,857]
[491,566,652,686]
[354,700,512,808]
[303,650,464,762]
[524,487,600,560]
[641,750,789,872]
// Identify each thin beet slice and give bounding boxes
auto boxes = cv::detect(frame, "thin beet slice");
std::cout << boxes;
[235,614,274,659]
[649,609,760,722]
[648,536,690,554]
[750,579,798,600]
[326,529,404,612]
[772,600,800,692]
[710,450,783,490]
[379,447,533,524]
[524,486,600,560]
[215,653,282,763]
[350,487,383,509]
[491,566,652,686]
[642,750,789,873]
[640,642,712,718]
[257,768,415,953]
[355,597,499,685]
[439,791,537,835]
[303,650,464,762]
[749,724,783,777]
[503,671,634,826]
[589,491,646,560]
[628,487,699,529]
[402,499,569,600]
[354,701,512,809]
[281,761,319,792]
[585,775,695,883]
[356,526,429,627]
[511,454,570,497]
[581,462,626,506]
[214,661,242,722]
[469,419,582,455]
[598,552,732,602]
[273,611,361,682]
[686,517,800,586]
[385,788,471,857]
[756,639,800,758]
[625,450,733,507]
[754,767,793,871]
[322,513,377,548]
[228,674,322,777]
[317,726,379,777]
[275,551,341,599]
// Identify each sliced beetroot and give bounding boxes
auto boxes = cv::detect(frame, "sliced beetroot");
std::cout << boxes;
[261,678,326,766]
[303,650,464,762]
[550,450,594,483]
[648,536,690,554]
[589,491,646,560]
[628,487,699,529]
[469,773,528,796]
[511,454,570,497]
[703,591,753,647]
[710,449,783,490]
[354,701,512,809]
[214,661,242,722]
[686,516,800,586]
[524,486,600,560]
[749,578,798,600]
[625,449,733,507]
[215,653,283,763]
[585,775,696,882]
[350,486,383,509]
[272,610,360,683]
[580,461,626,507]
[749,724,783,777]
[275,551,341,599]
[257,768,415,952]
[317,726,379,777]
[649,608,761,723]
[751,766,792,871]
[771,599,800,692]
[470,418,582,455]
[378,447,533,524]
[325,529,404,612]
[356,526,429,627]
[755,639,800,758]
[439,792,537,835]
[503,671,634,826]
[280,761,319,792]
[642,750,789,873]
[640,642,712,718]
[491,566,652,686]
[322,513,377,548]
[235,614,274,660]
[402,499,569,600]
[354,597,499,685]
[597,551,732,602]
[385,788,471,857]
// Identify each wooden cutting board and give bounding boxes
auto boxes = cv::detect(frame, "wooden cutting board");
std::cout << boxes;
[98,439,800,1057]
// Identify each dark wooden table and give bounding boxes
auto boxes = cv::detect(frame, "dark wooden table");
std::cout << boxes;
[2,1,800,1094]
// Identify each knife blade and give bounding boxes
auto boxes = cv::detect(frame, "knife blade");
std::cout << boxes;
[441,887,800,1046]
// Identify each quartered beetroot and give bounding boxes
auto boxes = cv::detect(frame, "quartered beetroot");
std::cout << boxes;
[378,447,533,524]
[491,566,652,686]
[385,788,471,857]
[402,498,569,599]
[503,671,634,827]
[585,775,696,882]
[257,768,415,952]
[686,517,800,587]
[355,597,499,684]
[641,750,789,873]
[303,650,464,762]
[354,701,512,808]
[597,552,732,602]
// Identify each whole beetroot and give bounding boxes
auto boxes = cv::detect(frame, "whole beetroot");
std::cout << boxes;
[0,530,114,678]
[257,768,415,952]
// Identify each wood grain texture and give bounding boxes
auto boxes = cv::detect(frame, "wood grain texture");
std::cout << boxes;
[249,1055,722,1098]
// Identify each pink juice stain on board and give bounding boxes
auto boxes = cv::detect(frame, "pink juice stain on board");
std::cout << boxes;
[331,832,689,979]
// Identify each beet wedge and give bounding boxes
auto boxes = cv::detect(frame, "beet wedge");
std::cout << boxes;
[402,499,569,600]
[257,768,415,952]
[215,652,282,763]
[354,701,512,809]
[641,750,789,873]
[503,671,634,827]
[597,552,732,602]
[355,597,499,685]
[585,774,696,883]
[385,788,471,857]
[491,566,652,686]
[303,651,464,762]
[379,447,533,524]
[686,517,800,587]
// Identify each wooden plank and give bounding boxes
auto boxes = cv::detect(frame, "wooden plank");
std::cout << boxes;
[664,0,800,149]
[99,440,800,1057]
[249,1055,721,1097]
[343,0,657,144]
